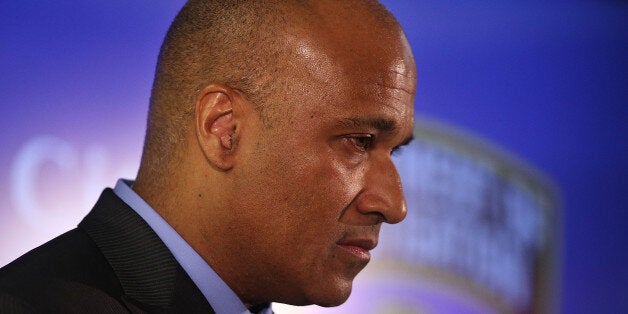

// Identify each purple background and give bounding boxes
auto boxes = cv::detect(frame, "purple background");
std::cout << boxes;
[1,1,626,313]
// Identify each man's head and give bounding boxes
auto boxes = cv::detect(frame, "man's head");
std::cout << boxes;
[134,0,416,308]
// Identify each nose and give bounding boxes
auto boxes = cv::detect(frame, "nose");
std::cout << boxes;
[354,154,407,224]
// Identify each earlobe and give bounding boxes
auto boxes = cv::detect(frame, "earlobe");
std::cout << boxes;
[196,85,238,170]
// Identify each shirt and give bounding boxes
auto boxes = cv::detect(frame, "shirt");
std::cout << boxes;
[113,179,272,314]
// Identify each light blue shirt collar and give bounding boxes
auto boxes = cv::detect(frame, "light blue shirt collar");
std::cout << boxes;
[113,179,272,314]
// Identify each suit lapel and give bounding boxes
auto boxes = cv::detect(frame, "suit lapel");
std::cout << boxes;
[79,189,215,313]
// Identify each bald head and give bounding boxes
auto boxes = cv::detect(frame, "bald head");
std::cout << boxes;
[134,0,416,307]
[140,0,412,176]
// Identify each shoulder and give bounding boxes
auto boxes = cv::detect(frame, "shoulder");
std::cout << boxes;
[0,292,38,314]
[0,189,214,313]
[0,228,118,288]
[0,228,125,312]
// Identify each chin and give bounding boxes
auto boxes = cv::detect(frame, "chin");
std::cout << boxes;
[306,280,354,308]
[315,297,351,308]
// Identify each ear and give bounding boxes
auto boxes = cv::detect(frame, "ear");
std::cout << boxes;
[196,84,239,171]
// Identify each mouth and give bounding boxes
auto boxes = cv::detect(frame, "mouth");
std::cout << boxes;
[335,238,377,263]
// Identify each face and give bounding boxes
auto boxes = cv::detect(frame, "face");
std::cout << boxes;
[222,23,416,306]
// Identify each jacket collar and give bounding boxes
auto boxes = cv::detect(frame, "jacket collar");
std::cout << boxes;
[79,189,214,313]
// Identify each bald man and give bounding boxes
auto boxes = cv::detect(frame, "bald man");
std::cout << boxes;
[0,0,416,313]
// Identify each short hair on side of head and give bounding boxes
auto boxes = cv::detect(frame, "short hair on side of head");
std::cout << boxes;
[141,0,295,176]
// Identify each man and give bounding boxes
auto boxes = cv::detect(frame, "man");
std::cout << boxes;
[0,0,416,312]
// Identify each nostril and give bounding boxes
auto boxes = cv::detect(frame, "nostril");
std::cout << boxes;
[374,212,386,224]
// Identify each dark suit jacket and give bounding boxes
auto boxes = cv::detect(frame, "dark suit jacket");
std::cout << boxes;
[0,189,215,313]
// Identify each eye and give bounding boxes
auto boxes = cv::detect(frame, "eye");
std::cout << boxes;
[346,134,374,151]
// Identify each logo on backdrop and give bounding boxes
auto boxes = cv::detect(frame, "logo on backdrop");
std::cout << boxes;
[9,135,135,226]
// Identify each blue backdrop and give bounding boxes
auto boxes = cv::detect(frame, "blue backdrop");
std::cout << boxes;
[1,1,626,313]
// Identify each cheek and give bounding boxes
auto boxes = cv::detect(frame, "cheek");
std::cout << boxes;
[272,156,364,263]
[237,130,363,239]
[237,138,365,303]
[287,154,362,217]
[253,149,355,237]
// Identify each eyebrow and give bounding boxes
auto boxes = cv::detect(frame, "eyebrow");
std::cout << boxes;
[336,117,399,133]
[336,117,414,147]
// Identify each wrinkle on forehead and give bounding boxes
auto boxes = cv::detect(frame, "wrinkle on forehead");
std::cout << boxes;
[373,58,417,94]
[390,58,415,80]
[358,58,416,114]
[368,82,414,102]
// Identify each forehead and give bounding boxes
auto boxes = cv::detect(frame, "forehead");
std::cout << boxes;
[270,1,417,131]
[283,31,416,124]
